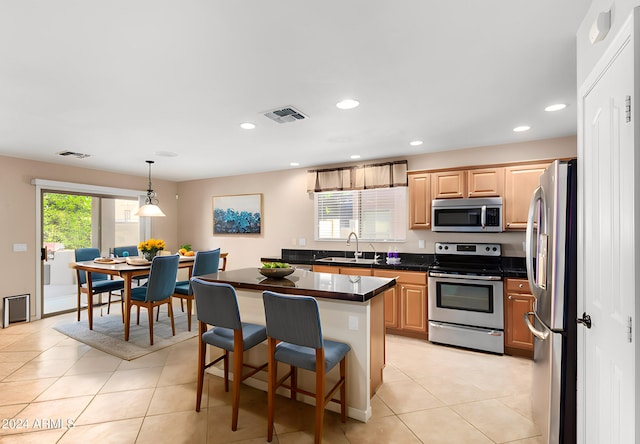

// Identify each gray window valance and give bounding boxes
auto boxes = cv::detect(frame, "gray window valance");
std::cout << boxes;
[307,160,408,192]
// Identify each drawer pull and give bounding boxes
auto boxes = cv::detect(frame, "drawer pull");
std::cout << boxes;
[518,283,524,288]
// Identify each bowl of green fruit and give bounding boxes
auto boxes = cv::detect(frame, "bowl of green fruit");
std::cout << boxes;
[259,262,294,278]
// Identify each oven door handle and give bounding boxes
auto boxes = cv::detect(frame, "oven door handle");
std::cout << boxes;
[428,272,502,281]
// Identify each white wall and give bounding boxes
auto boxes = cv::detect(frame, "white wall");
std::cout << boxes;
[177,136,577,269]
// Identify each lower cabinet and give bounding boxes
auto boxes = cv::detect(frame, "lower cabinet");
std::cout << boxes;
[312,265,428,338]
[504,278,535,358]
[374,269,428,339]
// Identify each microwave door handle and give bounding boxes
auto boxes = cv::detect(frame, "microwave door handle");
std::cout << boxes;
[481,205,486,229]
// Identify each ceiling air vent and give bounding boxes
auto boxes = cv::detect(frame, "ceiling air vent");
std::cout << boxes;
[56,150,91,159]
[263,106,308,124]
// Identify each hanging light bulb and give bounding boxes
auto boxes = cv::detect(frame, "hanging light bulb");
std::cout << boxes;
[134,160,166,217]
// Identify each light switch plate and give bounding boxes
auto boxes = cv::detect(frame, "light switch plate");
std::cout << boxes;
[348,316,359,331]
[13,243,27,252]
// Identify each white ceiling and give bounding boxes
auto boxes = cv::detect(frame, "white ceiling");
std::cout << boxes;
[0,1,590,182]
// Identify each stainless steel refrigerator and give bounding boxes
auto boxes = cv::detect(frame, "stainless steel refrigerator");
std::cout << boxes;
[525,159,577,444]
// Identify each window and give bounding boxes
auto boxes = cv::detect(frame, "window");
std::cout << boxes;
[314,187,407,241]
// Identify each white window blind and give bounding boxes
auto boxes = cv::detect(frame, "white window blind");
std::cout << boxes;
[314,187,407,241]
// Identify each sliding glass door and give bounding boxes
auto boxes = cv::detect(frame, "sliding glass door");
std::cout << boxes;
[41,192,142,315]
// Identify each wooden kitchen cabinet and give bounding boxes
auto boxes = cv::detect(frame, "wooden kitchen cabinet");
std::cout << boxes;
[504,278,535,358]
[431,170,466,199]
[504,163,549,230]
[312,265,373,276]
[408,172,431,229]
[467,167,504,197]
[374,269,428,339]
[312,264,339,274]
[431,167,503,199]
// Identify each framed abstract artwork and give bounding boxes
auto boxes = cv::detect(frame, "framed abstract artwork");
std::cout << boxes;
[212,193,262,234]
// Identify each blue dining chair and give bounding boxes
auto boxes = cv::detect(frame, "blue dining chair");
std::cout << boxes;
[190,278,267,431]
[262,291,351,444]
[75,248,125,329]
[172,248,220,331]
[113,245,148,286]
[127,254,180,345]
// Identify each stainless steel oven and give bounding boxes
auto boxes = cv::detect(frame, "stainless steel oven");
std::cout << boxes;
[428,242,504,354]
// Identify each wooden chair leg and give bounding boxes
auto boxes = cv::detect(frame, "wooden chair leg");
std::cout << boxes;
[267,338,277,442]
[340,357,347,422]
[186,298,192,331]
[231,330,243,431]
[137,306,140,325]
[168,300,175,337]
[196,323,206,412]
[315,349,325,444]
[126,302,133,344]
[147,304,154,346]
[222,350,229,392]
[180,298,185,312]
[77,290,82,321]
[107,292,112,314]
[291,365,297,400]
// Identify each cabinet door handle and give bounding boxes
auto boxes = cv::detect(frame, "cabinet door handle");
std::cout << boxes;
[508,295,513,300]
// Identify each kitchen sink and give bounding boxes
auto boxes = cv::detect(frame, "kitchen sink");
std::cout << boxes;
[316,257,379,265]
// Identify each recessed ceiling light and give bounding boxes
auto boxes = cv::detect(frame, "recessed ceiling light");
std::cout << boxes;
[336,99,360,110]
[513,126,531,132]
[240,122,256,130]
[350,154,361,159]
[545,103,567,112]
[410,140,423,147]
[290,162,300,167]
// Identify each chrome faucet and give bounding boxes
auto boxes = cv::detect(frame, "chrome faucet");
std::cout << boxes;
[368,243,380,263]
[346,232,362,259]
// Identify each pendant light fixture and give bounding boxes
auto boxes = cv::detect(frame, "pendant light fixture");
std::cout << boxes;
[135,160,166,217]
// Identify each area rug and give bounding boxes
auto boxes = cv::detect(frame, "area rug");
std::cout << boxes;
[53,306,197,360]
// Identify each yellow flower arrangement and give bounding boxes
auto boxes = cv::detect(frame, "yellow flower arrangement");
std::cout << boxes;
[138,238,166,260]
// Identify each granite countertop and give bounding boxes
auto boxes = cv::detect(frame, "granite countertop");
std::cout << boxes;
[196,267,395,302]
[262,248,529,277]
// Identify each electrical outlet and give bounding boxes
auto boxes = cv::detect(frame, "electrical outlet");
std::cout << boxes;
[298,238,306,246]
[418,240,425,249]
[13,243,27,252]
[348,316,359,331]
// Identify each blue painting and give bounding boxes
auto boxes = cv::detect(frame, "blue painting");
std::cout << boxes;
[213,194,262,234]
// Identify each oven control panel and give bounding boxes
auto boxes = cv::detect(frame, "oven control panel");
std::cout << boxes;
[434,242,501,256]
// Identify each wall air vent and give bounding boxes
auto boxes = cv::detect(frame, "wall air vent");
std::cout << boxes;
[263,106,308,124]
[56,150,91,159]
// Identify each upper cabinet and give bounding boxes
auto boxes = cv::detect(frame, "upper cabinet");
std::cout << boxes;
[504,163,549,230]
[467,167,504,198]
[408,172,431,229]
[432,167,503,199]
[408,161,553,231]
[431,170,466,199]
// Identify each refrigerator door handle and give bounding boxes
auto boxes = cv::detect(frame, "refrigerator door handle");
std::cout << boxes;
[524,311,550,340]
[525,185,547,298]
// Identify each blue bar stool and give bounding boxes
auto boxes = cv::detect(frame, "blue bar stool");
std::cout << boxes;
[262,291,351,444]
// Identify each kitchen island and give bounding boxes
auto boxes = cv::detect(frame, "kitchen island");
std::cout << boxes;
[196,267,395,422]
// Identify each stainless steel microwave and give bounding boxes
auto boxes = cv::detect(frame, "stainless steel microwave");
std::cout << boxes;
[431,197,503,232]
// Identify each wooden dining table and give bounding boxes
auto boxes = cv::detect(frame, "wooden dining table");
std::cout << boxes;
[71,256,195,340]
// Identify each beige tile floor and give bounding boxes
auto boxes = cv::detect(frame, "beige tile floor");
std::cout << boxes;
[0,307,543,443]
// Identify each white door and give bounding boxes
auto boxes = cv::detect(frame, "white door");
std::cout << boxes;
[579,12,636,444]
